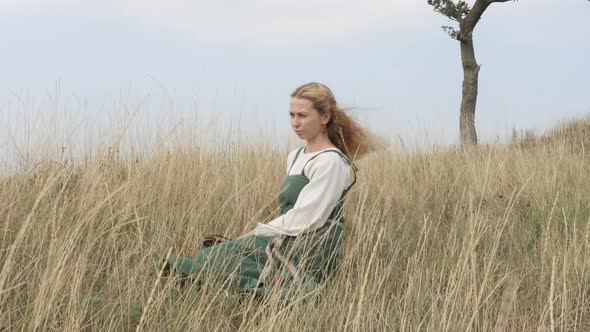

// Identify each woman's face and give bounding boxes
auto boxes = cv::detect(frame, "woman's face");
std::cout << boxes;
[289,97,329,140]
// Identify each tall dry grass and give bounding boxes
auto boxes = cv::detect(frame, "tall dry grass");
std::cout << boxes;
[2,123,590,331]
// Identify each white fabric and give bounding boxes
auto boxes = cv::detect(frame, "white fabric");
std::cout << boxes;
[252,146,353,237]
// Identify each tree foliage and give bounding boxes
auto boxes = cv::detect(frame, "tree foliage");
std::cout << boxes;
[427,0,470,22]
[428,0,516,40]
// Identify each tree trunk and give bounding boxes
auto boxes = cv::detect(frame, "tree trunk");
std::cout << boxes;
[459,37,479,146]
[429,0,512,146]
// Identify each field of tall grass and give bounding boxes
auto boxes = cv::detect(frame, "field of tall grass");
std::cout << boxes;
[2,118,590,331]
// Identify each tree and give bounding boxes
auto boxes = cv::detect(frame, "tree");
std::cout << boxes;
[427,0,515,146]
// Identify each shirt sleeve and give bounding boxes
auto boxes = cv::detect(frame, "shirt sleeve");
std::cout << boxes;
[285,148,297,174]
[252,153,349,237]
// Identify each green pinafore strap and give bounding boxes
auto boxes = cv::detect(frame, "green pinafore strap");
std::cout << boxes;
[278,146,357,221]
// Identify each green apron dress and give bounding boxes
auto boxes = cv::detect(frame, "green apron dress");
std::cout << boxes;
[167,147,356,294]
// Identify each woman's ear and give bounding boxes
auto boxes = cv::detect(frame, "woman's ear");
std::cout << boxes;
[321,113,331,126]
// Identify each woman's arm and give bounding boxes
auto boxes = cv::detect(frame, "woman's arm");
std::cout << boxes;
[235,230,254,240]
[236,148,301,240]
[251,153,350,237]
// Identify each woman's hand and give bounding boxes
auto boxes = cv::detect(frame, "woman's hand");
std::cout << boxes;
[235,230,254,240]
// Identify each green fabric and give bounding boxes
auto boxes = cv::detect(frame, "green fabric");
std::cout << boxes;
[168,222,343,293]
[168,235,272,290]
[167,146,354,294]
[279,147,356,220]
[278,174,309,215]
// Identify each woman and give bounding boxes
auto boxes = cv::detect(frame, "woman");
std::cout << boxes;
[167,82,379,295]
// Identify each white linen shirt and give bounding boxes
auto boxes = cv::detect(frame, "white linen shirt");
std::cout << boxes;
[251,146,354,237]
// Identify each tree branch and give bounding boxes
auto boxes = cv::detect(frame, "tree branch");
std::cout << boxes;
[428,0,514,41]
[460,0,489,35]
[459,0,514,40]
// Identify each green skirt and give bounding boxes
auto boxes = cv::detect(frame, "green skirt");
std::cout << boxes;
[167,222,344,294]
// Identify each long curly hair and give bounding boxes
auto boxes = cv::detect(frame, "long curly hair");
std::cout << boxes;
[290,82,382,161]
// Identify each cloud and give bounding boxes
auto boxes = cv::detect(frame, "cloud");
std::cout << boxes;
[1,0,429,46]
[119,0,428,46]
[0,0,74,11]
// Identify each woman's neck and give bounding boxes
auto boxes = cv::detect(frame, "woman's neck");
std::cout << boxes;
[305,134,335,153]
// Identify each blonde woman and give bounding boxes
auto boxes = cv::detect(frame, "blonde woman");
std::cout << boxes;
[167,82,379,294]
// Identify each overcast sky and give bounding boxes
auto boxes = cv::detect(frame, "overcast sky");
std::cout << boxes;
[1,0,589,163]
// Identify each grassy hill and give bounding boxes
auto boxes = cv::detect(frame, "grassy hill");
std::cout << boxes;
[2,120,590,330]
